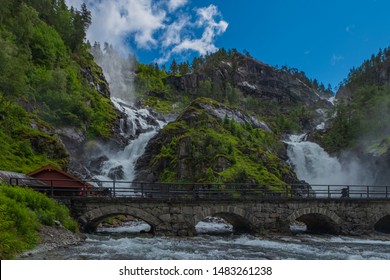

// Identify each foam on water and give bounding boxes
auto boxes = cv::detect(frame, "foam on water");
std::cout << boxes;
[23,231,390,260]
[195,218,233,234]
[97,220,151,234]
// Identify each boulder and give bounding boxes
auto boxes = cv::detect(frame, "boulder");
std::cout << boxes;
[107,165,125,180]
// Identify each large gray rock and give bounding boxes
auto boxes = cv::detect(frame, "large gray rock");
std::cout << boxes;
[165,54,333,114]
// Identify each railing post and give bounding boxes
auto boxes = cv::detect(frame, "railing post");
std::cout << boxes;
[328,185,330,198]
[141,183,144,198]
[192,185,196,200]
[386,186,389,199]
[367,186,370,198]
[113,180,116,197]
[50,180,54,197]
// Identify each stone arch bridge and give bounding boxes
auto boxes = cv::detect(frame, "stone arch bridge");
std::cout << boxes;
[11,178,390,236]
[67,197,390,236]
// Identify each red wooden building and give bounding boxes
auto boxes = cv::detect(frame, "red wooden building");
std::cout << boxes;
[28,165,93,196]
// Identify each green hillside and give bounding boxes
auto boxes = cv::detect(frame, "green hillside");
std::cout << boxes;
[0,0,117,173]
[319,47,390,154]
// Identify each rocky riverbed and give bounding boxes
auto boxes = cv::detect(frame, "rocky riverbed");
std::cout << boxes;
[17,225,85,259]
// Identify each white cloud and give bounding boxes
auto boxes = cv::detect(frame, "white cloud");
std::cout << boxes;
[65,0,228,63]
[167,0,188,11]
[84,0,166,52]
[161,15,189,48]
[164,5,228,62]
[196,5,223,28]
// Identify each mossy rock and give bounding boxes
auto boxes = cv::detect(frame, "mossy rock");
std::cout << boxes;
[134,98,301,188]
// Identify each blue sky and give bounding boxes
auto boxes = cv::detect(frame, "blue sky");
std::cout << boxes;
[66,0,390,89]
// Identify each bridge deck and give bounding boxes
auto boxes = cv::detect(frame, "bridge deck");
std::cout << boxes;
[8,177,390,201]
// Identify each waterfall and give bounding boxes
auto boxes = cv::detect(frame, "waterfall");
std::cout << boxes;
[93,98,165,183]
[87,45,167,185]
[285,134,344,185]
[285,134,373,195]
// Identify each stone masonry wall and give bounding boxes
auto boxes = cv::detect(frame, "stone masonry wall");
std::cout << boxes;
[69,198,390,236]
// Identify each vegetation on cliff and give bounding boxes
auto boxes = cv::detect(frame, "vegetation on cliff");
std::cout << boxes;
[135,98,301,188]
[319,47,390,154]
[133,48,332,135]
[0,0,117,172]
[130,49,333,187]
[0,183,78,259]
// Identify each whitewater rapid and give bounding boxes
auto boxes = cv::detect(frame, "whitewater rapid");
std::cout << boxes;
[285,134,372,187]
[19,221,390,260]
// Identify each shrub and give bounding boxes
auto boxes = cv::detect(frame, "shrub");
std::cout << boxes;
[0,184,78,259]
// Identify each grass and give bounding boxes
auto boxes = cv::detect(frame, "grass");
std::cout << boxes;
[0,183,78,259]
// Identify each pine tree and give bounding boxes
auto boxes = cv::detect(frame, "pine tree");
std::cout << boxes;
[170,58,178,74]
[178,61,190,75]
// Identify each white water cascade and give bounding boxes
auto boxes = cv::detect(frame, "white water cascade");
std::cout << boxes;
[93,97,165,183]
[87,46,167,185]
[285,134,372,194]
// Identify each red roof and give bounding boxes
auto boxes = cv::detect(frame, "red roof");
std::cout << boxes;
[28,165,93,188]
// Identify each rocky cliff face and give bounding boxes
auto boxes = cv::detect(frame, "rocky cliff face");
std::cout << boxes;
[165,53,333,131]
[134,98,303,186]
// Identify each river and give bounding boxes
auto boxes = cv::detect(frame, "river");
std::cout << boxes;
[20,220,390,260]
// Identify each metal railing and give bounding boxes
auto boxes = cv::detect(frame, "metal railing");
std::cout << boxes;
[8,177,390,201]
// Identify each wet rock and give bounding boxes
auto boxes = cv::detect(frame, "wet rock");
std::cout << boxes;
[80,66,110,98]
[107,165,125,180]
[89,155,109,174]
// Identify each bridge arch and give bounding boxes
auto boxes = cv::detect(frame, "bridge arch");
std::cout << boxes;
[370,210,390,234]
[194,205,260,234]
[78,205,164,233]
[287,207,343,234]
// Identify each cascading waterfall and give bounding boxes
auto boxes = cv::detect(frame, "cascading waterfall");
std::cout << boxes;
[286,134,343,185]
[87,46,167,187]
[285,134,372,196]
[93,98,165,183]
